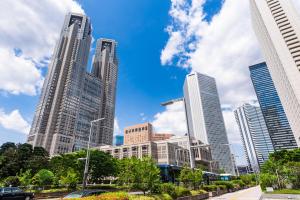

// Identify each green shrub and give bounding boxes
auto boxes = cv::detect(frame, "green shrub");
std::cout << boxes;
[198,189,207,194]
[217,185,227,190]
[81,192,129,200]
[160,183,176,198]
[130,196,155,200]
[190,189,207,196]
[160,193,172,200]
[231,180,245,188]
[150,194,172,200]
[150,183,162,194]
[259,173,277,191]
[214,181,234,190]
[202,185,217,192]
[4,176,20,187]
[175,186,191,197]
[32,169,54,187]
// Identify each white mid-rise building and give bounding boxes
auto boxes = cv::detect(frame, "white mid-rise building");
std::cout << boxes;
[250,0,300,146]
[183,72,235,175]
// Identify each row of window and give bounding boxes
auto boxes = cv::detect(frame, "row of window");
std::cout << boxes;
[125,126,148,134]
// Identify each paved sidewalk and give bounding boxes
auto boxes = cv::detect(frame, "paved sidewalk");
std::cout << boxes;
[210,186,262,200]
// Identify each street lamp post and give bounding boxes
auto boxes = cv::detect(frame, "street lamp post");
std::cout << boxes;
[82,118,105,190]
[161,98,195,169]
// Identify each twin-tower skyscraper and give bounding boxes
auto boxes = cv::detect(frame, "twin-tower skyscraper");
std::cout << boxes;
[27,13,118,156]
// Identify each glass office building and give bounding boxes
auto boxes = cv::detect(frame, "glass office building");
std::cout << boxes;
[249,62,297,151]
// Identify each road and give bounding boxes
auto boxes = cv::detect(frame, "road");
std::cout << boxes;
[210,186,262,200]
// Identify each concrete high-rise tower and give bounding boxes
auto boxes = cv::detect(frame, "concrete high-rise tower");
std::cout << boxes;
[184,72,235,174]
[250,0,300,146]
[92,39,118,145]
[234,103,274,170]
[27,13,118,155]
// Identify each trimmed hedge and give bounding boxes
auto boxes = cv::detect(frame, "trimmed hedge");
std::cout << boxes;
[202,185,218,192]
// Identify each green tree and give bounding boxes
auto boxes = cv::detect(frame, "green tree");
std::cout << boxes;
[89,150,118,182]
[286,162,300,189]
[117,157,161,195]
[0,142,16,155]
[49,150,85,181]
[259,173,277,190]
[179,165,193,188]
[192,169,203,190]
[60,168,79,190]
[3,176,20,187]
[18,170,32,186]
[32,169,54,187]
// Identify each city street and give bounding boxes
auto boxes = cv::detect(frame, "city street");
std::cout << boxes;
[210,186,262,200]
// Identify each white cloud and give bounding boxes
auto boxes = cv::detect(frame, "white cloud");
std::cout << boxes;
[152,101,187,135]
[0,109,30,134]
[0,0,84,95]
[0,49,43,95]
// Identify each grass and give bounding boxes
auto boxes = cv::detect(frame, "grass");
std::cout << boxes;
[268,189,300,195]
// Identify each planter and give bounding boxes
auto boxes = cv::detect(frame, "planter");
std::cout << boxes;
[176,193,209,200]
[217,189,227,196]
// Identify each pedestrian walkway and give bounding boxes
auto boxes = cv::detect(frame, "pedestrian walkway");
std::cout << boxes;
[210,186,262,200]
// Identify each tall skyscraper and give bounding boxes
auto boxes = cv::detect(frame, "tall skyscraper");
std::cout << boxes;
[234,103,274,170]
[27,13,118,155]
[250,63,297,150]
[250,0,300,146]
[92,39,118,145]
[183,72,235,174]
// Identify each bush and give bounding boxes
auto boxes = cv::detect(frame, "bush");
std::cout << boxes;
[214,181,234,190]
[160,193,172,200]
[160,183,176,198]
[81,192,129,200]
[202,185,217,192]
[231,180,245,188]
[175,186,191,197]
[260,173,277,191]
[217,185,227,190]
[150,184,162,194]
[151,194,172,200]
[130,196,155,200]
[32,169,54,187]
[4,176,20,187]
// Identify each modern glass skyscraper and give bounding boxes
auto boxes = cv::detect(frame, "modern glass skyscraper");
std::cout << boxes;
[250,0,300,146]
[234,103,274,170]
[184,72,235,174]
[27,13,118,155]
[250,62,297,150]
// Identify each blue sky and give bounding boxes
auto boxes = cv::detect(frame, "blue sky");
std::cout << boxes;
[5,0,300,165]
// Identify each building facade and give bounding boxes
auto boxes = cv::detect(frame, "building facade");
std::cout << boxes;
[152,133,174,141]
[124,122,174,145]
[114,135,124,146]
[92,39,118,145]
[27,13,118,155]
[124,123,153,145]
[98,135,212,168]
[250,0,300,146]
[250,63,297,150]
[234,103,274,170]
[183,72,235,174]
